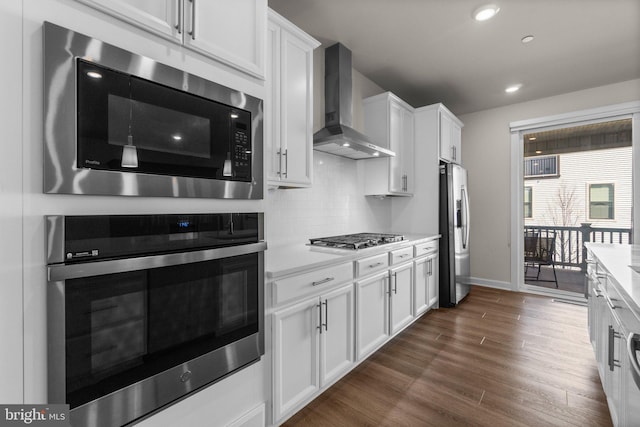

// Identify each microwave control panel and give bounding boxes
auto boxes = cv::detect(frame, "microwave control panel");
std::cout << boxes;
[232,126,251,179]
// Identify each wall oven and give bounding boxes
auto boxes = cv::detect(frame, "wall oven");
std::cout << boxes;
[46,213,266,427]
[43,22,263,199]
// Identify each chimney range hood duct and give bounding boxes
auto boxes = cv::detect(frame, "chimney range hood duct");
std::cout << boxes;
[313,43,395,160]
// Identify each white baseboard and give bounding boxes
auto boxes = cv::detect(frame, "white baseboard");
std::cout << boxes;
[469,277,515,291]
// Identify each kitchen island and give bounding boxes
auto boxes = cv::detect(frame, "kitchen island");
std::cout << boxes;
[584,243,640,427]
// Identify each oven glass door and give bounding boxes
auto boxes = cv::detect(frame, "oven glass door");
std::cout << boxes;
[76,59,252,181]
[64,253,258,409]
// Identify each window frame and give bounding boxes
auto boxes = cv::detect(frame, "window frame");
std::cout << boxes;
[523,186,533,219]
[588,182,615,220]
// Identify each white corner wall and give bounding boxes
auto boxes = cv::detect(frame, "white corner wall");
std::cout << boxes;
[0,0,24,404]
[459,78,640,288]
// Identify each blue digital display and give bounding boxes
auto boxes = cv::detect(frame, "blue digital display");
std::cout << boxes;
[177,220,190,229]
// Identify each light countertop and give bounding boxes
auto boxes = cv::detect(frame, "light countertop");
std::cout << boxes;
[585,243,640,321]
[266,234,439,279]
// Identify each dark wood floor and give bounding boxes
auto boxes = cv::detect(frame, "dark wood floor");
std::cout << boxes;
[283,286,611,427]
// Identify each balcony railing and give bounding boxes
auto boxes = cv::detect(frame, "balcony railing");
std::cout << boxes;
[524,223,632,271]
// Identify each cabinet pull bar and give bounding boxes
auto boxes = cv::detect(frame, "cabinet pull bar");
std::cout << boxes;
[323,300,328,332]
[283,149,288,178]
[605,294,620,310]
[317,302,322,334]
[628,333,640,389]
[175,0,183,33]
[368,262,383,268]
[392,272,398,294]
[188,0,196,40]
[312,277,334,286]
[276,150,282,176]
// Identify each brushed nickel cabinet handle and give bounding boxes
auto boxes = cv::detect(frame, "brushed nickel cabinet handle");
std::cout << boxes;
[175,0,183,33]
[312,277,334,286]
[317,302,323,334]
[188,0,196,40]
[323,300,328,332]
[283,149,288,178]
[368,262,383,268]
[276,149,282,176]
[392,272,398,294]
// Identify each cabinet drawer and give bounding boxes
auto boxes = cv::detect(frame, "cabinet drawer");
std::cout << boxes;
[390,247,413,265]
[273,262,353,306]
[415,240,438,257]
[356,253,389,277]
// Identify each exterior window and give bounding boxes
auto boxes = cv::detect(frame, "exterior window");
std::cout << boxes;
[589,183,614,219]
[524,155,558,178]
[524,187,533,218]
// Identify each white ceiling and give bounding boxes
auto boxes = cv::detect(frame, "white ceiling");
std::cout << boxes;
[268,0,640,115]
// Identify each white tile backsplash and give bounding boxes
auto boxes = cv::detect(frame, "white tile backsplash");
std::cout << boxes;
[266,151,391,245]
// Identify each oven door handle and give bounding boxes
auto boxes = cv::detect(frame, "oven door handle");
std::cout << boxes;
[48,241,267,281]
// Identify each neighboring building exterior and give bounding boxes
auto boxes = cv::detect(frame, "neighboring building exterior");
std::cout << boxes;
[524,146,632,231]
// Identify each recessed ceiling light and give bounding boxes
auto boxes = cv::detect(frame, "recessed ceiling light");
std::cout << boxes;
[473,4,500,21]
[372,152,380,157]
[529,136,537,141]
[535,150,542,154]
[521,35,535,44]
[505,84,522,93]
[342,142,350,147]
[172,134,182,141]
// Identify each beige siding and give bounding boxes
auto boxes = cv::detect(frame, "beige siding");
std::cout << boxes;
[524,146,632,229]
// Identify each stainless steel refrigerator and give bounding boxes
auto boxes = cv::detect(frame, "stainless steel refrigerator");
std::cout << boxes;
[439,162,471,306]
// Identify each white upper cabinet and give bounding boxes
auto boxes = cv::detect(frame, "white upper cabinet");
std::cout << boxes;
[438,106,463,164]
[266,10,319,188]
[75,0,267,79]
[363,92,415,196]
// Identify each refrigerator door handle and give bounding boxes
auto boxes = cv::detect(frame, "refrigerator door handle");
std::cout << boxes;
[462,187,470,249]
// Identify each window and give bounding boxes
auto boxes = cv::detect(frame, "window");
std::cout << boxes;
[524,155,558,178]
[524,187,533,218]
[589,183,614,219]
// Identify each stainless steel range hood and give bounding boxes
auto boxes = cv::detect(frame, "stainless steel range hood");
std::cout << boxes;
[313,43,395,160]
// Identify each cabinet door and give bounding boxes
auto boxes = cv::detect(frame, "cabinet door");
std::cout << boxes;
[184,0,266,78]
[439,112,453,163]
[265,21,282,183]
[401,107,415,194]
[413,257,429,316]
[451,120,462,164]
[278,28,314,186]
[605,310,623,427]
[319,285,355,386]
[388,101,403,193]
[273,298,320,420]
[427,254,439,308]
[355,272,389,360]
[76,0,180,41]
[390,263,414,335]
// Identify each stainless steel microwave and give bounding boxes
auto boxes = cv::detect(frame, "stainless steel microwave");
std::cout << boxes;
[43,22,263,199]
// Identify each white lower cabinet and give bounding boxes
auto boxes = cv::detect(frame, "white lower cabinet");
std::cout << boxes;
[414,252,438,316]
[272,283,354,421]
[355,271,390,360]
[389,262,414,335]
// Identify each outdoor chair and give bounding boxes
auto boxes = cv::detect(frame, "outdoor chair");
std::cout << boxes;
[524,231,558,288]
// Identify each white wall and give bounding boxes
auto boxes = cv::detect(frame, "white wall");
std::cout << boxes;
[1,1,269,425]
[0,0,24,405]
[459,78,640,287]
[266,45,391,245]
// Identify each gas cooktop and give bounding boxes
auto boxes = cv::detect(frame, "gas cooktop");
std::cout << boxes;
[309,233,404,250]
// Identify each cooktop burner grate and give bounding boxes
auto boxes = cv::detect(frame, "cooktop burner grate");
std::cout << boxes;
[309,232,404,250]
